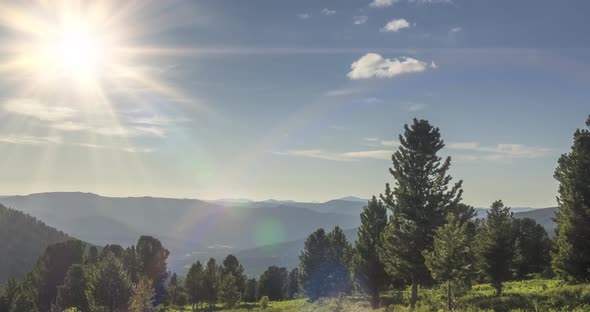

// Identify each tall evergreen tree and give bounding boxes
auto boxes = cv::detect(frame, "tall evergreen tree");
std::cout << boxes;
[33,240,85,312]
[512,218,551,279]
[136,236,170,305]
[326,226,353,296]
[423,214,476,311]
[286,268,300,300]
[552,115,590,282]
[202,258,219,311]
[219,273,241,308]
[94,253,132,312]
[56,264,95,312]
[258,266,288,301]
[477,200,515,296]
[222,255,246,296]
[353,196,389,309]
[300,228,330,301]
[185,261,204,311]
[378,119,463,307]
[243,278,258,303]
[129,277,156,312]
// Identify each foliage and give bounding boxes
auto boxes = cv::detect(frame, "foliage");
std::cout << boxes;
[94,253,132,312]
[222,255,247,296]
[352,196,389,308]
[477,200,515,295]
[258,266,288,301]
[219,273,241,308]
[129,277,156,312]
[286,268,299,300]
[423,214,476,310]
[185,261,204,310]
[378,119,463,307]
[259,296,269,309]
[552,115,590,282]
[203,258,219,310]
[243,278,258,303]
[56,264,95,312]
[33,239,86,311]
[512,218,551,279]
[136,236,170,305]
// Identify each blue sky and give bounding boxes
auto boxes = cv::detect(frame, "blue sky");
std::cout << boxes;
[0,0,589,207]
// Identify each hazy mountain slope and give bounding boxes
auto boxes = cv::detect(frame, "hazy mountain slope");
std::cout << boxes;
[514,207,558,235]
[3,193,362,273]
[0,204,73,282]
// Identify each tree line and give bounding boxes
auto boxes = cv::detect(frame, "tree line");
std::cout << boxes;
[1,115,589,311]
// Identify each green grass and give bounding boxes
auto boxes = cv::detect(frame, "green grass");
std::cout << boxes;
[165,279,590,312]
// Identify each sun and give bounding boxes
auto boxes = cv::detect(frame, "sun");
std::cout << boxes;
[49,27,104,79]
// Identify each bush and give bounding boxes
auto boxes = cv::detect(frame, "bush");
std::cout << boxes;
[259,296,270,309]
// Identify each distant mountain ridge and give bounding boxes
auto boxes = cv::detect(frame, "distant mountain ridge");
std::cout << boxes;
[0,204,73,282]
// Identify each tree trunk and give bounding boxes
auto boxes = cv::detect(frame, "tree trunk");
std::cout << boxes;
[410,281,418,309]
[447,280,452,311]
[370,290,379,309]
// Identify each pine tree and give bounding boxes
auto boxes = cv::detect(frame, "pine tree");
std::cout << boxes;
[243,278,258,303]
[552,115,590,282]
[185,261,204,311]
[258,266,288,301]
[353,196,389,309]
[477,200,515,296]
[512,218,551,278]
[203,258,219,310]
[219,273,241,308]
[94,253,132,312]
[136,236,170,305]
[299,228,330,301]
[56,264,95,312]
[222,255,247,296]
[129,277,156,312]
[287,269,300,300]
[378,119,463,308]
[326,226,353,296]
[423,214,476,311]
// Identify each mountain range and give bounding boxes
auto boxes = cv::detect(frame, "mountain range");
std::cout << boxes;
[0,192,558,276]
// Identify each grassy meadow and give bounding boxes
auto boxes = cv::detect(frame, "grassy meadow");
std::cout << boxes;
[167,279,590,312]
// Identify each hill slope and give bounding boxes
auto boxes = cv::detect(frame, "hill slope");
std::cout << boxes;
[0,204,73,282]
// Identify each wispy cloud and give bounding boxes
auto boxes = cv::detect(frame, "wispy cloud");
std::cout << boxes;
[275,149,391,162]
[298,13,311,19]
[347,53,436,80]
[447,142,553,161]
[450,26,462,33]
[0,134,62,145]
[4,99,75,121]
[321,8,336,16]
[370,0,400,8]
[407,103,426,111]
[353,15,368,25]
[323,87,367,97]
[381,19,411,32]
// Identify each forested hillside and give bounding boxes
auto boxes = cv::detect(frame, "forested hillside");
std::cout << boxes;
[0,204,72,282]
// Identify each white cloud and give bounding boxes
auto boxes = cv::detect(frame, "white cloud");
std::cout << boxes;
[4,99,76,121]
[363,97,383,104]
[450,26,462,33]
[353,15,368,25]
[370,0,400,7]
[0,134,62,145]
[347,53,436,80]
[380,140,401,147]
[447,142,554,161]
[276,149,391,161]
[323,87,366,97]
[298,13,311,19]
[407,103,426,111]
[321,8,336,16]
[381,19,411,32]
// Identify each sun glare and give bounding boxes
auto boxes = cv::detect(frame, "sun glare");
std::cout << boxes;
[46,27,105,80]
